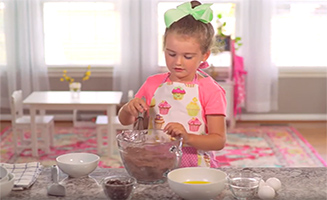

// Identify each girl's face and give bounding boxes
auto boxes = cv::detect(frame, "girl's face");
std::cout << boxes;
[164,32,210,82]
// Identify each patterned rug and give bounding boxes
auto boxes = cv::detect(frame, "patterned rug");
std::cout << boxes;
[1,126,326,168]
[215,126,326,167]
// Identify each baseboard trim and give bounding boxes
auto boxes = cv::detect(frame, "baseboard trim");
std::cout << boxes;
[1,113,326,122]
[239,114,327,121]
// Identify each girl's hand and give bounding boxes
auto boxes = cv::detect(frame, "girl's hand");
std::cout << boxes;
[164,122,189,143]
[125,97,148,118]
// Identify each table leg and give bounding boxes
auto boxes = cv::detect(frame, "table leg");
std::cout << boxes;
[73,109,78,127]
[107,106,115,157]
[30,107,38,157]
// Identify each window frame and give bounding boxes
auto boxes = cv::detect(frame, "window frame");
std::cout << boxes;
[273,0,327,77]
[41,0,118,77]
[42,0,326,78]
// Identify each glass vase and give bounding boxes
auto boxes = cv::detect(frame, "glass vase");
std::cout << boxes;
[69,82,81,98]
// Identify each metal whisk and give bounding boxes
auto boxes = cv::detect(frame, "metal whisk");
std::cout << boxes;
[133,111,145,130]
[133,96,147,130]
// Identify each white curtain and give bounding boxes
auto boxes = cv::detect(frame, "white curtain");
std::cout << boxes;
[113,0,159,102]
[240,0,278,112]
[1,0,49,109]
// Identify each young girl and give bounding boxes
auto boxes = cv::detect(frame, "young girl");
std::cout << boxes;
[118,0,226,167]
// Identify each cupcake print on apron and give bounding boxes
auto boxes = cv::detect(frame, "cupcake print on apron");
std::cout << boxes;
[147,75,218,167]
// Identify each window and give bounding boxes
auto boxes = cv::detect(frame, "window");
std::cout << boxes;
[272,1,327,67]
[0,2,6,65]
[157,2,236,67]
[43,2,120,66]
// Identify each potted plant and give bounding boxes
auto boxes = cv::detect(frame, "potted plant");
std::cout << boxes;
[60,65,91,98]
[211,14,242,55]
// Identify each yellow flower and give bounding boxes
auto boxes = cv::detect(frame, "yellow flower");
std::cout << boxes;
[60,66,91,83]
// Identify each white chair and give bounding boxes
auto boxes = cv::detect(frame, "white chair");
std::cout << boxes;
[95,90,133,156]
[10,90,55,155]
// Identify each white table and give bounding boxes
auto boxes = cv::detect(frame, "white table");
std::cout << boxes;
[23,91,123,157]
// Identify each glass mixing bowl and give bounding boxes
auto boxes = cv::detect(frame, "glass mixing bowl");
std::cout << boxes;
[116,129,183,184]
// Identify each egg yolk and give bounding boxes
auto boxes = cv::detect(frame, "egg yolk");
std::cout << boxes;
[183,181,210,184]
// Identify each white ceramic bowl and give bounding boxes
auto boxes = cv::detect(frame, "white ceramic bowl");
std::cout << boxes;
[0,173,15,198]
[56,153,100,178]
[0,166,9,183]
[167,167,227,200]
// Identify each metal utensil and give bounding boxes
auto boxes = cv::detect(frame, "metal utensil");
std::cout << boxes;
[47,165,66,197]
[133,96,147,130]
[133,111,145,130]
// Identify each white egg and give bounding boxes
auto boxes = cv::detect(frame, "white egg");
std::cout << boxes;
[266,177,282,191]
[258,185,276,200]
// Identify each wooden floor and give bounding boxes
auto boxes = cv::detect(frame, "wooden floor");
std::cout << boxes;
[1,120,326,162]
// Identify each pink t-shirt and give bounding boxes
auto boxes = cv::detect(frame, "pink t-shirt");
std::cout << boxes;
[135,73,227,124]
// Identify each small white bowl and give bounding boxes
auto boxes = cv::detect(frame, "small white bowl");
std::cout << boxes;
[0,166,9,183]
[56,153,100,178]
[167,167,227,200]
[0,173,15,198]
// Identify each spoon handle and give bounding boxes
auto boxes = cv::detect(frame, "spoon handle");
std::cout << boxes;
[51,165,59,183]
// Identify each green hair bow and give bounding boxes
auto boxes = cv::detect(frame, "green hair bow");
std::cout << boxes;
[164,2,213,28]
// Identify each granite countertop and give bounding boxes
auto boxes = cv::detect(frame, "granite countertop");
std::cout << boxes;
[3,167,327,200]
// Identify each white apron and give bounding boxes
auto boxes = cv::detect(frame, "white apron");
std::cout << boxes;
[147,73,218,167]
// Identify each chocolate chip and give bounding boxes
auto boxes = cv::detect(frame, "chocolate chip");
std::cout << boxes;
[103,179,133,200]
